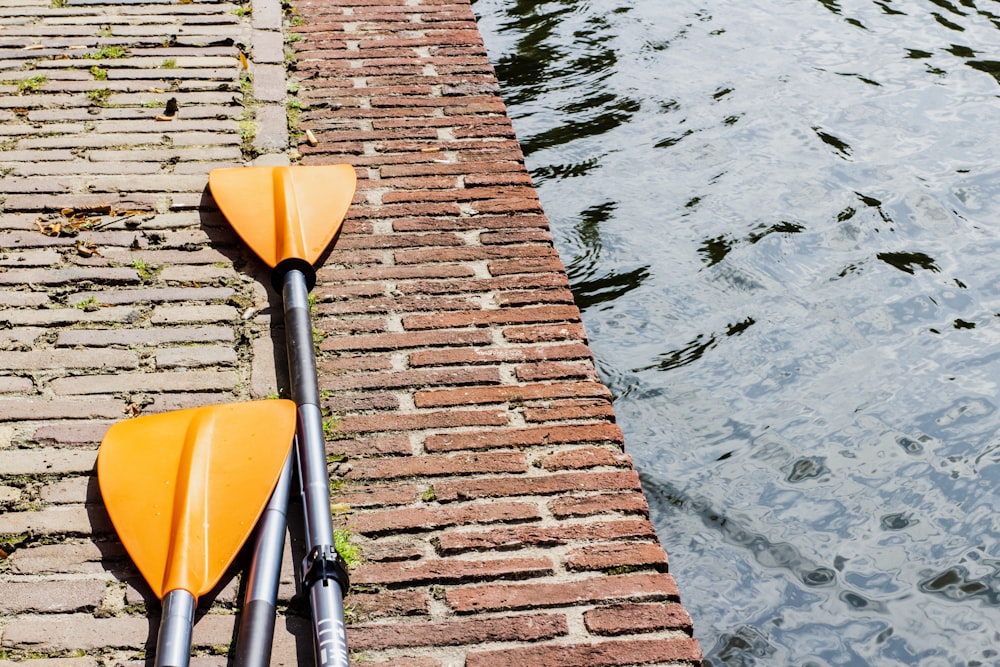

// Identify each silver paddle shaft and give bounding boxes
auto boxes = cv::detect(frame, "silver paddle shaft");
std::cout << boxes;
[234,453,293,667]
[283,269,350,667]
[156,590,195,667]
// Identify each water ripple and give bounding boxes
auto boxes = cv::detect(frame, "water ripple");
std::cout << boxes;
[473,0,1000,662]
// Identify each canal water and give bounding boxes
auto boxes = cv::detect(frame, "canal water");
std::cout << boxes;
[472,0,1000,664]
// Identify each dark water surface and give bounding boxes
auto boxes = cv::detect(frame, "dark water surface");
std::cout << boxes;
[471,0,1000,664]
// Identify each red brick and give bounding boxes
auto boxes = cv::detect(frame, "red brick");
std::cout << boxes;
[408,342,592,367]
[404,306,582,331]
[414,381,610,408]
[348,202,463,219]
[381,161,520,179]
[356,535,429,561]
[316,353,394,373]
[425,422,624,452]
[565,542,668,572]
[480,228,552,244]
[351,659,440,667]
[312,281,386,300]
[316,294,478,315]
[350,501,540,535]
[522,398,615,422]
[318,366,501,392]
[348,613,566,651]
[393,214,550,233]
[395,274,569,296]
[465,638,702,666]
[340,409,509,434]
[352,555,552,586]
[435,470,641,502]
[344,451,526,481]
[315,316,391,334]
[496,288,577,307]
[515,361,599,384]
[382,186,537,205]
[488,256,567,277]
[446,573,681,613]
[583,603,694,636]
[328,434,412,457]
[331,483,422,508]
[321,328,493,353]
[337,231,465,250]
[503,322,588,343]
[394,245,554,265]
[319,263,475,282]
[548,492,651,519]
[536,446,631,471]
[347,589,430,621]
[436,519,658,554]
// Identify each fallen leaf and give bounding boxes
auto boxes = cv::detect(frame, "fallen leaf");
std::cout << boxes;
[75,240,99,257]
[123,403,143,418]
[330,503,352,515]
[239,52,248,70]
[35,219,62,237]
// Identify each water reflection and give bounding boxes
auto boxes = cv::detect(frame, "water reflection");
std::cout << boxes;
[472,0,1000,663]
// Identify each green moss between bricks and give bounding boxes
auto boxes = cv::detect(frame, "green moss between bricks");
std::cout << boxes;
[333,528,361,568]
[86,45,128,59]
[9,75,46,95]
[87,88,112,106]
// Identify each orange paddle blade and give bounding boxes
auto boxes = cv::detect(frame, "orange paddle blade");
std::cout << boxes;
[208,165,357,268]
[97,400,297,599]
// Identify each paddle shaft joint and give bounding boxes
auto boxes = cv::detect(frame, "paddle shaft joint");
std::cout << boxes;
[303,544,350,593]
[156,590,196,667]
[273,257,316,294]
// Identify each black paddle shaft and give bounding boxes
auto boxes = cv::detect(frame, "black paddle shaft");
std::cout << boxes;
[283,268,350,667]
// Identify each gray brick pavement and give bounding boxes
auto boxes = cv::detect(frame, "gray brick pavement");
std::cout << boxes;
[1,0,290,659]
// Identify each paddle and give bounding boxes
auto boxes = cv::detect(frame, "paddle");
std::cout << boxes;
[97,400,297,667]
[209,164,357,667]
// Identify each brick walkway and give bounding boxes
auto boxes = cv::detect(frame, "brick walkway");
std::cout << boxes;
[0,0,702,665]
